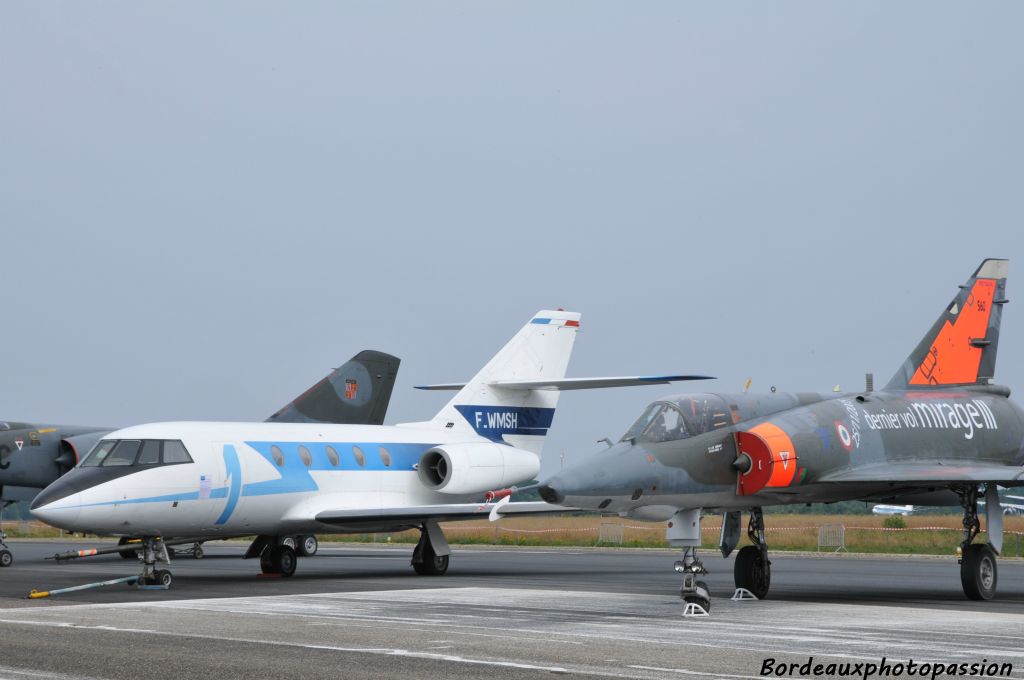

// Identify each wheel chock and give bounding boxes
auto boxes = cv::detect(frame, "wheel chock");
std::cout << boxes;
[731,588,759,601]
[682,602,709,617]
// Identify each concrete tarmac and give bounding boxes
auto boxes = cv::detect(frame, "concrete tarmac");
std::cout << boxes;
[0,540,1020,679]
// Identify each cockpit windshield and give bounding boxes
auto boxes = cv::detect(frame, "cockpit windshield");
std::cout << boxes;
[79,439,194,467]
[621,402,691,443]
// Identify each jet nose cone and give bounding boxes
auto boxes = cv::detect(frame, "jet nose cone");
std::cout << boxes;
[30,499,81,528]
[30,477,83,528]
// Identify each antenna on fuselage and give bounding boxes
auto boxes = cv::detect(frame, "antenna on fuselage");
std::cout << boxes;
[743,378,752,394]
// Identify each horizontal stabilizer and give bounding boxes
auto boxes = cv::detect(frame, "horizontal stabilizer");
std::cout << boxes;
[315,502,577,525]
[416,375,714,391]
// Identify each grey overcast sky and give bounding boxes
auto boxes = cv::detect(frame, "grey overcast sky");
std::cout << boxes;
[2,3,1022,474]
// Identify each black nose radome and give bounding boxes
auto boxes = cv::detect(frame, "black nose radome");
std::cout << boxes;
[538,484,564,504]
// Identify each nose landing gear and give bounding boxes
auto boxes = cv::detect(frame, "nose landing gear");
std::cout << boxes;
[674,547,711,612]
[138,537,173,587]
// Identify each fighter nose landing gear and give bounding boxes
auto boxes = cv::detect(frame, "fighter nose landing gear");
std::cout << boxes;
[671,507,773,613]
[668,509,711,612]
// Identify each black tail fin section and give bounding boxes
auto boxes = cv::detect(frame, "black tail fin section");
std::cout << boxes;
[886,259,1008,390]
[266,350,400,425]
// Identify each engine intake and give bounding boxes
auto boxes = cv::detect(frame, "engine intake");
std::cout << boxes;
[417,443,540,495]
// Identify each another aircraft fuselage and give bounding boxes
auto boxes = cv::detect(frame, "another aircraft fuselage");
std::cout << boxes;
[541,388,1024,517]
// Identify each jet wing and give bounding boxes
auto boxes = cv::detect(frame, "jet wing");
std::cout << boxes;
[415,375,713,391]
[818,461,1024,485]
[315,502,575,525]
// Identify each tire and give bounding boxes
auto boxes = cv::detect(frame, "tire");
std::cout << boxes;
[118,537,138,560]
[0,549,12,567]
[193,544,204,560]
[281,536,297,550]
[412,541,449,576]
[961,544,997,601]
[682,580,711,612]
[734,545,771,599]
[154,569,173,587]
[260,548,276,574]
[298,535,318,557]
[270,545,297,577]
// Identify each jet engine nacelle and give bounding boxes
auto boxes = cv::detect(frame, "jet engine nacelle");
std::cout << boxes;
[417,443,540,495]
[59,432,108,472]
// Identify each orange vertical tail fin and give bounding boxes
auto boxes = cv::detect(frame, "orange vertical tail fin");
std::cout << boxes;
[886,259,1008,390]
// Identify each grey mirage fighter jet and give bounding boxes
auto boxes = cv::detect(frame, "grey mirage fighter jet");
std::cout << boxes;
[0,349,399,565]
[540,259,1022,607]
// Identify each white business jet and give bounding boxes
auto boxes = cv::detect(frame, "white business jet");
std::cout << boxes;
[32,310,709,587]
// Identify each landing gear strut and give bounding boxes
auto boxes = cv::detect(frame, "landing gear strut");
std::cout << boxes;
[957,485,998,601]
[668,508,710,612]
[411,521,450,576]
[138,537,173,587]
[734,507,771,599]
[674,546,711,611]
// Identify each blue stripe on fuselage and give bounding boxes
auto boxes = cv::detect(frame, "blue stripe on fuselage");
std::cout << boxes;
[69,441,439,515]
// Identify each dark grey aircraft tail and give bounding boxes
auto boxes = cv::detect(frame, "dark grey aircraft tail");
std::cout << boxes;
[266,350,400,425]
[886,259,1008,390]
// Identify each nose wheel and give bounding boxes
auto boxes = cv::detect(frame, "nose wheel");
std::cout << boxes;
[137,537,173,588]
[675,547,711,611]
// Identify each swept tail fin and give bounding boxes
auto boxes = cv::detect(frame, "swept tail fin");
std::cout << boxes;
[413,310,581,455]
[266,350,400,425]
[886,259,1008,390]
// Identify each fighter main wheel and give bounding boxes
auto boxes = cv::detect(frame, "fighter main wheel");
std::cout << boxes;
[961,544,997,601]
[0,549,12,567]
[118,537,138,560]
[412,542,449,576]
[298,535,318,557]
[734,545,771,599]
[268,545,297,577]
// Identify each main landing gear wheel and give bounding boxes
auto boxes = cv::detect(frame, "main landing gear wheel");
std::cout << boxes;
[734,545,771,600]
[0,549,12,568]
[118,537,138,560]
[956,484,998,601]
[261,545,297,576]
[297,535,318,557]
[412,541,449,576]
[961,544,997,601]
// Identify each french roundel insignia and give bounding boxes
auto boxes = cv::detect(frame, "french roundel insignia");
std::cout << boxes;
[834,420,853,452]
